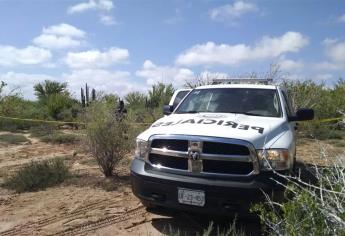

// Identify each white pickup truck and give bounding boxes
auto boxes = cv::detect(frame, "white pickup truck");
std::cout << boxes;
[131,80,314,215]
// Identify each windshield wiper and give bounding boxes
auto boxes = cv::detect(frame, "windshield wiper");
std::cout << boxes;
[176,110,199,114]
[177,110,211,114]
[229,111,264,117]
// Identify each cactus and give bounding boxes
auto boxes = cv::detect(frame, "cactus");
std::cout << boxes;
[85,83,89,106]
[92,88,96,101]
[81,88,86,107]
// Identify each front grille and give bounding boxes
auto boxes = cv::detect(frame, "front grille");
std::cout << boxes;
[203,142,250,155]
[148,136,257,176]
[151,139,188,151]
[149,153,188,170]
[203,160,253,175]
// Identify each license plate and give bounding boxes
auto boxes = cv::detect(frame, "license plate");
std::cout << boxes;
[178,188,205,207]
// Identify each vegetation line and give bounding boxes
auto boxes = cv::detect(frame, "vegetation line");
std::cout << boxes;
[0,115,85,125]
[0,115,152,126]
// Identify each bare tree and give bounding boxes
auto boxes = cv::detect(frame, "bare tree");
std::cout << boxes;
[184,72,224,88]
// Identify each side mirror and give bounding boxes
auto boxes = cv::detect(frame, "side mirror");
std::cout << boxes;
[163,105,174,115]
[288,108,314,122]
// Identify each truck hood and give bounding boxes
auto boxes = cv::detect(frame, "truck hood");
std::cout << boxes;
[137,113,290,149]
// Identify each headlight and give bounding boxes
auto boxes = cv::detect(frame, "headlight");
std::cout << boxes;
[257,149,291,171]
[135,139,148,160]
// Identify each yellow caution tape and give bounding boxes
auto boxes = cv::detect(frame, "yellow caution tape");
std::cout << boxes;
[1,114,341,126]
[0,115,85,125]
[0,115,152,126]
[317,117,343,123]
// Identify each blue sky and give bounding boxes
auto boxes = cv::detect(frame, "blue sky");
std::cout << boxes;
[0,0,344,99]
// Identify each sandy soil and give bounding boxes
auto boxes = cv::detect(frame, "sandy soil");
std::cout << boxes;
[0,131,343,236]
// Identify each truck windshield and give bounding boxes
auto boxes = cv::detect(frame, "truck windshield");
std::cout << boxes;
[175,88,282,117]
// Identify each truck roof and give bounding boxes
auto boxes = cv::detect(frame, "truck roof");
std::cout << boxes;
[196,83,279,90]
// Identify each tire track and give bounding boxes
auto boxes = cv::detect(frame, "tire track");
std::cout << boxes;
[0,195,125,236]
[52,205,146,236]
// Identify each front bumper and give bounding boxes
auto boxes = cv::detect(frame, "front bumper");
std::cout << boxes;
[130,159,286,215]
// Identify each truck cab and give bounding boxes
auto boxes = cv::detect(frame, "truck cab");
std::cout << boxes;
[131,79,314,215]
[163,88,191,115]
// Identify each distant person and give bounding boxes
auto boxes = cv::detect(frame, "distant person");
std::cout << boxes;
[116,100,127,120]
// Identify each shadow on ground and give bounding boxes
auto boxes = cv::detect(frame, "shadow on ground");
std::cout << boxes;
[148,207,262,235]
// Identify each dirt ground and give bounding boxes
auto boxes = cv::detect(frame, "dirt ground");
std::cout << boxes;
[0,131,344,236]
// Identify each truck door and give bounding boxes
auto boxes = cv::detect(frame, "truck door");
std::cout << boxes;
[282,90,297,161]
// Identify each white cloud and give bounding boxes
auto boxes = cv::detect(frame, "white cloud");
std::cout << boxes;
[68,0,116,27]
[33,34,84,50]
[210,1,258,21]
[323,38,338,46]
[65,48,129,69]
[199,70,229,80]
[63,69,141,97]
[100,15,117,25]
[278,58,304,71]
[0,72,55,99]
[42,23,86,38]
[325,41,345,63]
[312,61,345,71]
[1,69,142,100]
[0,45,52,67]
[338,14,345,23]
[176,31,309,67]
[68,0,113,14]
[136,60,195,85]
[33,23,86,50]
[313,39,345,71]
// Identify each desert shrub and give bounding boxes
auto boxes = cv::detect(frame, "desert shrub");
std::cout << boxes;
[3,158,70,193]
[311,126,344,140]
[125,91,146,109]
[40,132,80,144]
[46,94,78,120]
[29,124,56,138]
[85,102,132,177]
[302,124,345,140]
[0,94,55,131]
[146,83,174,109]
[29,125,79,144]
[0,133,29,144]
[0,119,31,131]
[284,79,345,120]
[166,220,245,236]
[0,94,48,118]
[252,155,345,235]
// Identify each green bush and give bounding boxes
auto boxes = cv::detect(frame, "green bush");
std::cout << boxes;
[46,93,79,120]
[311,126,344,140]
[0,133,29,144]
[3,158,70,193]
[300,123,345,140]
[0,119,31,131]
[283,79,345,120]
[252,158,345,235]
[0,94,49,131]
[85,102,132,177]
[146,83,174,109]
